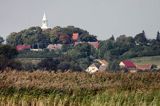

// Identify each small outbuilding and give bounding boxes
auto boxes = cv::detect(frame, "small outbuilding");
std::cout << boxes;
[85,64,99,74]
[85,59,108,74]
[119,60,136,72]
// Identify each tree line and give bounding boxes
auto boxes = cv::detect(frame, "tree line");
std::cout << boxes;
[0,26,160,71]
[6,26,97,48]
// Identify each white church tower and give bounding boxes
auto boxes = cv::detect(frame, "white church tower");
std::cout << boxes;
[41,12,48,30]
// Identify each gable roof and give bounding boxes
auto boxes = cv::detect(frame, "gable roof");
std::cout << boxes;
[136,64,152,71]
[16,45,31,51]
[121,60,136,68]
[95,59,108,65]
[90,64,97,68]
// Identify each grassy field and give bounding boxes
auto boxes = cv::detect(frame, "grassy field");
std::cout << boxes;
[131,56,160,66]
[16,58,42,65]
[0,70,160,106]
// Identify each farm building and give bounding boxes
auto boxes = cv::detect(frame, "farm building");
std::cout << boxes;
[119,60,136,72]
[94,59,109,71]
[85,59,108,73]
[136,64,153,71]
[85,64,99,74]
[119,60,136,69]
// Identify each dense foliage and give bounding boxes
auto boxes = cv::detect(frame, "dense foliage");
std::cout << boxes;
[0,45,18,70]
[98,32,160,70]
[6,26,97,47]
[0,36,4,44]
[2,26,160,71]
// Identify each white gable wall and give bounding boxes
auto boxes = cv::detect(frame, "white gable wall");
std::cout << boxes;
[85,66,99,74]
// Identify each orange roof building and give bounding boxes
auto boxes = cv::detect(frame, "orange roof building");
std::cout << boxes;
[72,33,79,41]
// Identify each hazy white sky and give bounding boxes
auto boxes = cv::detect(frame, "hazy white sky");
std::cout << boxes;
[1,0,160,40]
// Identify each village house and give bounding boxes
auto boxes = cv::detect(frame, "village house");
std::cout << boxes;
[47,44,62,51]
[16,45,31,51]
[136,64,153,71]
[94,59,109,71]
[85,59,108,74]
[85,64,99,74]
[119,60,137,72]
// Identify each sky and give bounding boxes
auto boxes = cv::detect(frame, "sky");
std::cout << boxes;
[1,0,160,40]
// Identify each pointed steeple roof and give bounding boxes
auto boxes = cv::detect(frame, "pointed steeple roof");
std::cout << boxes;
[42,12,47,20]
[41,12,48,30]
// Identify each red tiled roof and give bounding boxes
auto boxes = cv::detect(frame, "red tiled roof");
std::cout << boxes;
[16,45,31,51]
[72,33,79,41]
[122,60,136,68]
[136,64,152,71]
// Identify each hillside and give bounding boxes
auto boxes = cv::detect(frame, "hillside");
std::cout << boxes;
[2,26,160,71]
[131,56,160,66]
[6,26,97,47]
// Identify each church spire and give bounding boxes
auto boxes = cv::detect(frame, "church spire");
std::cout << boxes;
[41,12,48,30]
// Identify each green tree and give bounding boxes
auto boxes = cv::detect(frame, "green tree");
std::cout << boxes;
[116,35,135,48]
[134,31,147,44]
[108,60,120,71]
[57,62,70,71]
[0,55,9,70]
[74,43,95,58]
[109,35,115,41]
[7,27,50,47]
[80,34,97,42]
[38,58,60,71]
[0,36,4,44]
[0,45,18,70]
[156,31,160,42]
[6,32,23,46]
[0,45,18,59]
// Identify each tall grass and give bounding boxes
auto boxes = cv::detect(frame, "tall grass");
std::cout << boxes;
[0,90,160,106]
[0,70,160,106]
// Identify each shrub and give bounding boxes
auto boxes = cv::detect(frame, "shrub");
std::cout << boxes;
[0,45,18,59]
[0,55,9,70]
[108,60,120,71]
[38,58,60,71]
[7,60,22,70]
[21,63,37,71]
[0,45,18,70]
[57,62,70,72]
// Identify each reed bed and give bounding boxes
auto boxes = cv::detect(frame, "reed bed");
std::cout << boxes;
[0,70,160,106]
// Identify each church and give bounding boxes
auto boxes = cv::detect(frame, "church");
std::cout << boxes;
[41,13,48,30]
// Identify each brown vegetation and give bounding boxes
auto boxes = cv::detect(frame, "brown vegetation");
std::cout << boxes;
[0,70,160,106]
[0,69,160,91]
